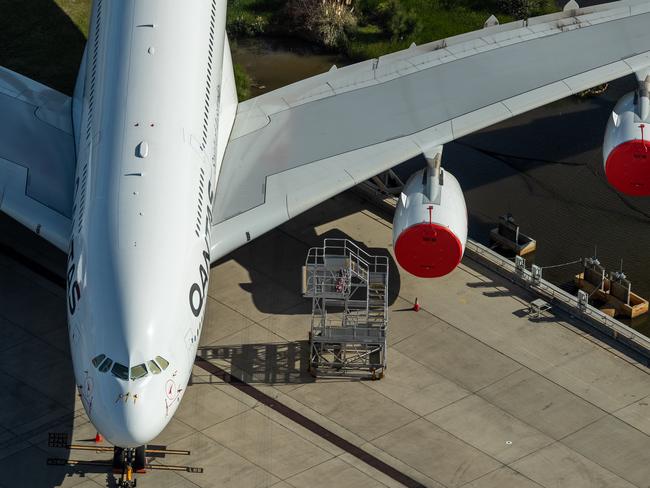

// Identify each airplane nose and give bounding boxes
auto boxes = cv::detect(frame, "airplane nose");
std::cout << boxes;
[106,401,167,447]
[90,382,170,447]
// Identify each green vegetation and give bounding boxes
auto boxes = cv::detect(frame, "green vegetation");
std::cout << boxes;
[227,0,283,36]
[54,0,92,37]
[227,11,269,37]
[234,63,252,101]
[345,0,558,59]
[369,0,422,41]
[285,0,358,50]
[0,0,558,100]
[227,0,559,61]
[0,0,91,94]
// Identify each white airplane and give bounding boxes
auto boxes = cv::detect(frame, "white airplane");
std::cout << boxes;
[1,0,650,459]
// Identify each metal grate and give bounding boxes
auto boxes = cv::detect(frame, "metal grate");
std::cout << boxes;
[48,432,69,448]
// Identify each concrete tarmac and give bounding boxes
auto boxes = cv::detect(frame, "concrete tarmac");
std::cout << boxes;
[1,191,650,487]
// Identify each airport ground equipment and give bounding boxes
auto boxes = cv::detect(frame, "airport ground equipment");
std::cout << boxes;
[46,432,203,487]
[529,298,552,318]
[574,257,649,318]
[303,239,389,379]
[489,214,536,256]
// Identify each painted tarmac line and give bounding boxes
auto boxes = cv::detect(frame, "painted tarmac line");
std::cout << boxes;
[0,243,425,486]
[193,355,427,488]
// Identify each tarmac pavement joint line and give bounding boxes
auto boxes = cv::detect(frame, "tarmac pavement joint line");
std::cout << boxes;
[194,355,427,488]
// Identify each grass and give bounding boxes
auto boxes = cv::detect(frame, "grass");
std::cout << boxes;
[348,0,559,60]
[0,0,91,94]
[234,63,252,101]
[228,0,284,18]
[0,1,559,98]
[226,0,559,60]
[348,6,508,59]
[54,0,92,37]
[226,0,283,36]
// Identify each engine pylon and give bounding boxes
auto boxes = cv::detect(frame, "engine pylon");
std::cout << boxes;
[603,77,650,196]
[392,146,468,278]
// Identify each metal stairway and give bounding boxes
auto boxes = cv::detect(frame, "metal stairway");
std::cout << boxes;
[303,239,389,378]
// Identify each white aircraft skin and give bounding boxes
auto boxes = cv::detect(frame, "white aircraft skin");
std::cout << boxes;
[1,0,647,451]
[67,1,236,447]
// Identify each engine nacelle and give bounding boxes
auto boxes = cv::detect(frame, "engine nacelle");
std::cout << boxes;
[392,160,467,278]
[603,90,650,196]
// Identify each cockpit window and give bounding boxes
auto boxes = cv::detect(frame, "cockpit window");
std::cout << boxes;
[155,356,169,370]
[130,363,148,380]
[98,357,113,373]
[92,354,106,368]
[91,354,168,380]
[111,362,129,380]
[147,360,161,374]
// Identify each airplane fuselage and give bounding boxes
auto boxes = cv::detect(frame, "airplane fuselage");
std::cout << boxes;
[66,0,236,447]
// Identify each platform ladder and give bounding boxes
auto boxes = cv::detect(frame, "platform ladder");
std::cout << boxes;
[303,239,389,379]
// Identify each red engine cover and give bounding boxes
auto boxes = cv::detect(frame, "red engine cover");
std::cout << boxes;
[605,139,650,196]
[394,222,463,278]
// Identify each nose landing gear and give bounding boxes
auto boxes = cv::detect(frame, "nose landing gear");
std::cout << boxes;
[113,446,145,487]
[46,433,203,486]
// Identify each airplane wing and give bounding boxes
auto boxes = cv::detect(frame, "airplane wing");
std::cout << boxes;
[211,1,650,261]
[0,67,76,252]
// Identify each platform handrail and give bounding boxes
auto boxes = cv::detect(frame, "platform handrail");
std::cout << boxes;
[307,238,389,377]
[306,239,389,275]
[305,247,369,283]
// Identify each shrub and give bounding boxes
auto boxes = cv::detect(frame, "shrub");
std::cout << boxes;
[227,13,268,37]
[496,0,554,18]
[438,0,555,17]
[286,0,358,49]
[376,0,421,41]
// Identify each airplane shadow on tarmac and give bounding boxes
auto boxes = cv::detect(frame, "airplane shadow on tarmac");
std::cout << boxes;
[0,214,83,487]
[3,2,648,485]
[214,192,402,316]
[0,2,87,485]
[205,194,402,386]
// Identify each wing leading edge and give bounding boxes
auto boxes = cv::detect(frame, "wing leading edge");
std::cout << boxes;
[210,1,650,261]
[0,67,76,251]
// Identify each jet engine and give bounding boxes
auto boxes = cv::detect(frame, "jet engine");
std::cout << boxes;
[392,150,468,278]
[603,81,650,196]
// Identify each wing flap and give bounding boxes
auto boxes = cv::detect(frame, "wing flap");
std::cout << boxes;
[211,1,650,262]
[0,67,75,251]
[0,161,72,249]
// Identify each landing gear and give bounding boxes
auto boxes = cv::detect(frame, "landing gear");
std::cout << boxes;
[46,433,203,485]
[113,446,146,487]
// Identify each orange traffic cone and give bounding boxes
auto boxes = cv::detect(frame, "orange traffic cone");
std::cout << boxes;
[94,432,103,443]
[413,298,420,312]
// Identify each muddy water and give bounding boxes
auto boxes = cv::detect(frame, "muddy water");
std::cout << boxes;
[231,37,650,336]
[230,37,348,98]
